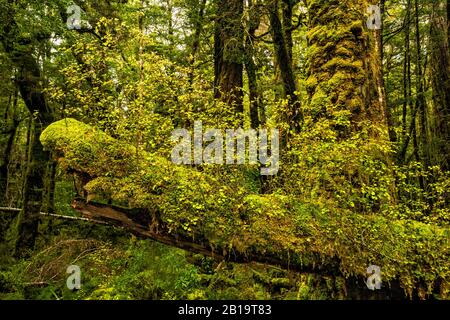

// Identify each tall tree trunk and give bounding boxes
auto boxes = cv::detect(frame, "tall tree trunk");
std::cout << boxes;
[306,0,386,136]
[402,1,412,142]
[0,128,16,206]
[0,87,18,206]
[188,0,207,86]
[1,6,54,256]
[414,0,430,174]
[399,0,414,163]
[269,0,302,133]
[244,0,261,128]
[15,64,54,256]
[306,0,391,294]
[430,0,450,170]
[448,0,450,46]
[214,0,245,114]
[281,0,294,62]
[378,0,395,143]
[0,91,19,241]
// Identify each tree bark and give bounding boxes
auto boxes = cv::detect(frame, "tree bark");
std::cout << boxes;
[269,0,302,133]
[214,0,245,114]
[188,0,207,86]
[0,94,19,240]
[430,0,450,170]
[414,0,430,173]
[377,0,396,143]
[244,0,262,128]
[281,0,294,63]
[0,88,19,206]
[306,0,387,136]
[0,5,54,256]
[399,0,414,163]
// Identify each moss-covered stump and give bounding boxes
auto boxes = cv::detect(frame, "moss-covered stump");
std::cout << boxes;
[41,119,450,298]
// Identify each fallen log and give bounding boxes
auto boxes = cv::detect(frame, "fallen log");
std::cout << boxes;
[0,204,425,299]
[0,203,337,274]
[38,118,450,298]
[70,199,339,275]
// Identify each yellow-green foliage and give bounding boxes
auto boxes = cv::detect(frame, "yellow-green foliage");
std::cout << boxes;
[41,119,450,298]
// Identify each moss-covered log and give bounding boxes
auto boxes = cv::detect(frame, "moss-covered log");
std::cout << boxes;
[41,119,450,298]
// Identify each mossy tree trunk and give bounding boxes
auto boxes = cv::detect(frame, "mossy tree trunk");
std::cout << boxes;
[305,0,391,294]
[0,88,19,207]
[15,56,54,256]
[1,5,54,256]
[214,0,245,114]
[430,0,450,171]
[0,129,15,206]
[269,0,303,133]
[40,118,450,299]
[0,89,19,240]
[306,0,387,137]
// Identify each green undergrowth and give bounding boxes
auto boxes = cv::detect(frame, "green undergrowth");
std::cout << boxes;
[0,237,338,300]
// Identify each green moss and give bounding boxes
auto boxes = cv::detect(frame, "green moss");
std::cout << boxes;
[40,119,450,297]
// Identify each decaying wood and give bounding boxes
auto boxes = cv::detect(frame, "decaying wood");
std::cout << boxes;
[0,202,338,274]
[1,204,335,274]
[69,199,339,275]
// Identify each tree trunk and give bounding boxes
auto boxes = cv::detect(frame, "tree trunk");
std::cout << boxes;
[39,118,450,299]
[306,0,387,136]
[214,0,245,114]
[399,0,414,163]
[269,0,302,133]
[188,0,207,86]
[281,0,294,63]
[0,129,15,206]
[0,93,19,240]
[1,8,54,256]
[377,0,396,143]
[244,0,261,128]
[430,0,450,170]
[0,88,18,206]
[414,0,430,171]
